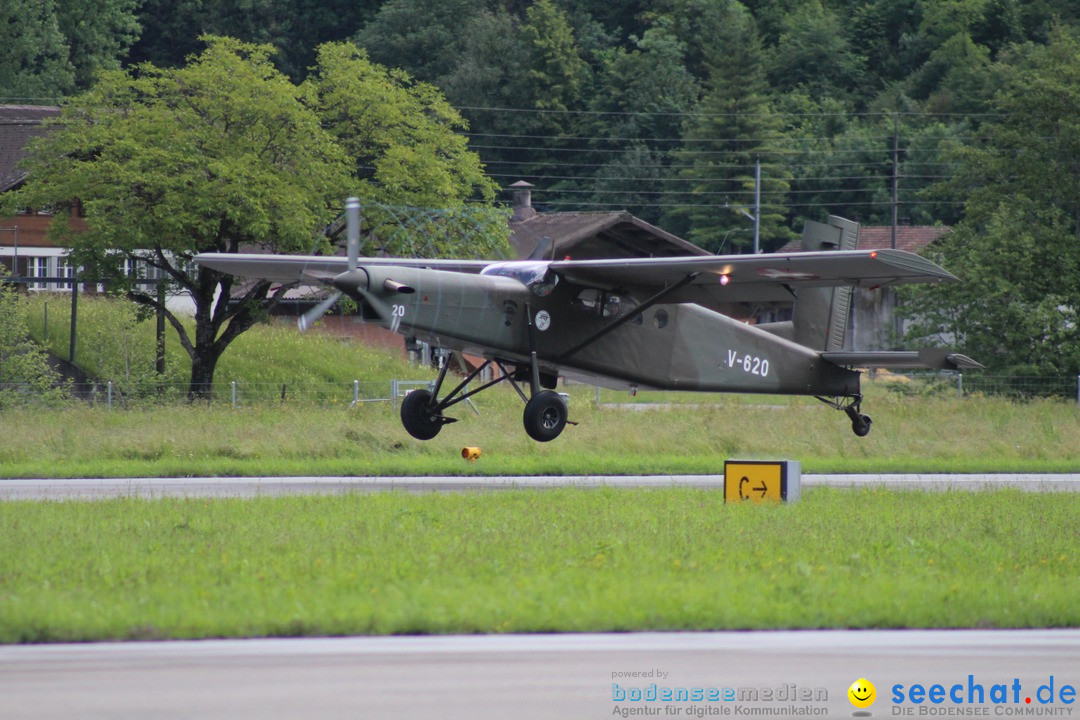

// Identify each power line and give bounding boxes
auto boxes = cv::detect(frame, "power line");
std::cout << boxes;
[454,104,1003,120]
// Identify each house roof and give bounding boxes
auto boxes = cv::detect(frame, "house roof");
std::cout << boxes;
[509,211,710,260]
[777,225,949,254]
[0,105,60,193]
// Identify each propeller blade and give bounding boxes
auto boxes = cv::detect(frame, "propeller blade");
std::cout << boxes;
[345,196,360,271]
[297,291,341,332]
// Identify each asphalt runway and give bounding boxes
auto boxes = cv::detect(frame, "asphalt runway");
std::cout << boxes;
[3,631,1079,719]
[1,473,1078,499]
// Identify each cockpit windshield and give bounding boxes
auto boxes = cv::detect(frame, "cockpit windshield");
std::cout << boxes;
[480,261,559,297]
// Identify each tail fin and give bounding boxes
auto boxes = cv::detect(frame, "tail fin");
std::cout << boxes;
[791,216,859,351]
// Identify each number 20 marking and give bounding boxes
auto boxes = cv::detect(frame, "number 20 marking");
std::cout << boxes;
[390,304,406,332]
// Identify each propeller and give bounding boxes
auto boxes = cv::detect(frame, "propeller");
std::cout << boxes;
[298,197,360,332]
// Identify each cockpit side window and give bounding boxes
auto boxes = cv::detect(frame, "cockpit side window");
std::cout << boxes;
[572,288,628,318]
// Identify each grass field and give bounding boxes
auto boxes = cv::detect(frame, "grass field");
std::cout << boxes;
[21,294,425,392]
[1,487,1077,643]
[1,382,1078,477]
[9,297,1078,644]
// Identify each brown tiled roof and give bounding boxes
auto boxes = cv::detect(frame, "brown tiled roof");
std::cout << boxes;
[777,225,950,254]
[0,105,61,193]
[509,211,710,260]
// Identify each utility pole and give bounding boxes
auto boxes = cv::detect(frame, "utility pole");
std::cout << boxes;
[891,112,899,250]
[891,112,902,343]
[753,156,761,254]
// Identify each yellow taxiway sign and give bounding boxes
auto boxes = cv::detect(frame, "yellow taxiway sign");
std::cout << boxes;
[724,460,801,503]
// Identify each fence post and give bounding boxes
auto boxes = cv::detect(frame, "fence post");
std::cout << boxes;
[957,373,963,399]
[107,380,113,409]
[231,381,237,408]
[391,379,399,408]
[353,379,359,405]
[1076,375,1079,406]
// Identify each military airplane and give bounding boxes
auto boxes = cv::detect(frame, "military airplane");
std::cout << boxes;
[195,199,979,442]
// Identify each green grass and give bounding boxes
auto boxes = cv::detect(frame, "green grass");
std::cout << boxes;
[20,294,428,392]
[1,385,1079,477]
[1,487,1077,643]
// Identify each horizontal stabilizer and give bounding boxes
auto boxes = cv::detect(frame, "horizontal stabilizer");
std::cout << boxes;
[821,350,984,371]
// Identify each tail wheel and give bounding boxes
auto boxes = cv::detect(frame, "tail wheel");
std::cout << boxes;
[523,390,568,442]
[400,389,444,440]
[851,413,872,437]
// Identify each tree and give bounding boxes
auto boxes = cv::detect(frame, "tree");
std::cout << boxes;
[662,0,794,252]
[304,42,507,258]
[9,37,502,399]
[582,21,700,223]
[55,0,142,90]
[306,43,497,209]
[353,0,489,85]
[902,26,1080,376]
[0,0,75,101]
[766,0,868,102]
[130,0,381,81]
[520,0,591,113]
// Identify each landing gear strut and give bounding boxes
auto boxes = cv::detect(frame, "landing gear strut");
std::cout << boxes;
[817,394,873,437]
[398,352,572,442]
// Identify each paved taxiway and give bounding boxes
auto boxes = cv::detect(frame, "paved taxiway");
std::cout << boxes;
[1,473,1077,499]
[3,631,1079,719]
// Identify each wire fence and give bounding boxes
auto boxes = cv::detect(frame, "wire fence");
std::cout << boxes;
[2,374,1079,410]
[0,379,436,410]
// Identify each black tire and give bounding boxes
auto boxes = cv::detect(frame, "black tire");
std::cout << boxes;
[400,389,443,440]
[523,390,568,442]
[852,413,872,437]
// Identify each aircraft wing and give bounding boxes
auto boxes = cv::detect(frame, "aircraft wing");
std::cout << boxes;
[192,253,491,284]
[194,248,954,306]
[549,249,957,305]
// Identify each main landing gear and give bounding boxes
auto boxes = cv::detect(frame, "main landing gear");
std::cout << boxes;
[398,354,572,443]
[817,394,873,437]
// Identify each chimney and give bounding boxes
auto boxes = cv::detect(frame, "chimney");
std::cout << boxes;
[509,180,537,222]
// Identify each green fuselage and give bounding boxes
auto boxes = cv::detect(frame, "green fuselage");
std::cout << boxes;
[336,265,860,398]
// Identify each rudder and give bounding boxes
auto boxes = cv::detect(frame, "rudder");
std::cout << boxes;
[791,216,859,351]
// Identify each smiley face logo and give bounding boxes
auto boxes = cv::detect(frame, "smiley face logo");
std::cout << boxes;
[848,678,876,709]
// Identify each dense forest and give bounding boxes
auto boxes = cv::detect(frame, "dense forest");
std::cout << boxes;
[5,0,1080,375]
[2,0,1077,250]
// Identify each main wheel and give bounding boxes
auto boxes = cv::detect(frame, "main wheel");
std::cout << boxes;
[851,413,872,437]
[523,390,568,442]
[400,389,443,440]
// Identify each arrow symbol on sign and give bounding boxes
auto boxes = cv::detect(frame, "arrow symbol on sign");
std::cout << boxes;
[754,482,768,497]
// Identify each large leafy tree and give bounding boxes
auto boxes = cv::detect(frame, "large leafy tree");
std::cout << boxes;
[902,26,1080,376]
[8,37,501,398]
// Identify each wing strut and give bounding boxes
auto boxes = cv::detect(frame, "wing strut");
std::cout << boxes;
[555,273,700,364]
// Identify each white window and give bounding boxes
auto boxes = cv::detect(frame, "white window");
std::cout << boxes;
[29,257,49,290]
[57,257,74,290]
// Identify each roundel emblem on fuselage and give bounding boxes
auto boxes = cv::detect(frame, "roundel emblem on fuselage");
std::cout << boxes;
[535,310,552,331]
